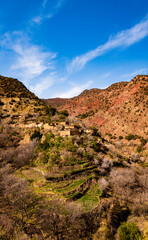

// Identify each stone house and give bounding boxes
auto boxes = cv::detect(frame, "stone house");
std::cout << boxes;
[59,128,80,137]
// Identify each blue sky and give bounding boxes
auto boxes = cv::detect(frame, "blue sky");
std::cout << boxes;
[0,0,148,98]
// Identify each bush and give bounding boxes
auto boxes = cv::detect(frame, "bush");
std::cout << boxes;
[45,106,56,117]
[0,99,4,106]
[58,110,69,117]
[30,130,42,141]
[125,134,140,141]
[0,142,37,168]
[119,136,123,140]
[118,222,141,240]
[136,145,143,153]
[140,138,147,146]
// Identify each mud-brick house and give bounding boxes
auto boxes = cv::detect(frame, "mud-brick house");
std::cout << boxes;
[43,123,54,131]
[58,121,67,127]
[59,127,80,137]
[65,124,75,130]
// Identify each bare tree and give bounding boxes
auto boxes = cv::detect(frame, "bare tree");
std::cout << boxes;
[1,174,38,233]
[0,214,14,239]
[109,167,148,216]
[0,141,37,169]
[101,158,113,172]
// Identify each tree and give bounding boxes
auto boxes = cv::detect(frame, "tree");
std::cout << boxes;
[1,174,38,234]
[118,222,141,240]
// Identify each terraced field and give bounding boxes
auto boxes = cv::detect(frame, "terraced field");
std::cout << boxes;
[18,163,101,211]
[17,131,129,212]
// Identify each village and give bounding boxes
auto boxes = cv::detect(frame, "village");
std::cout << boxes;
[24,121,97,137]
[4,111,97,139]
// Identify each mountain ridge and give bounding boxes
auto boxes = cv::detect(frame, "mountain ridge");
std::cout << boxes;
[44,75,148,138]
[0,74,148,239]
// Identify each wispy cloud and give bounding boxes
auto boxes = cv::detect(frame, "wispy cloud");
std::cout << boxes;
[42,0,48,8]
[32,0,67,25]
[101,72,111,79]
[0,31,57,83]
[123,68,148,79]
[30,74,56,96]
[55,80,93,98]
[67,15,148,73]
[32,15,43,24]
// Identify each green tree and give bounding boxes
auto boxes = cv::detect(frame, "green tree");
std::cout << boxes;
[119,222,141,240]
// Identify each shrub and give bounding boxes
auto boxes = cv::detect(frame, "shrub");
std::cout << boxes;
[118,222,141,240]
[125,134,141,141]
[45,106,56,117]
[136,145,143,153]
[108,202,130,234]
[0,99,4,106]
[58,110,69,117]
[0,142,37,168]
[140,138,147,146]
[119,136,123,140]
[30,130,42,141]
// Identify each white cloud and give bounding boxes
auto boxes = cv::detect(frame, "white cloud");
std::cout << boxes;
[30,75,55,96]
[42,0,48,8]
[32,15,43,24]
[101,72,111,79]
[55,0,66,9]
[123,68,148,79]
[56,80,93,98]
[67,15,148,73]
[0,31,57,82]
[31,0,66,25]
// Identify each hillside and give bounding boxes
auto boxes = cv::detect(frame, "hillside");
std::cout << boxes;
[0,75,56,147]
[0,75,38,99]
[0,74,148,239]
[0,75,46,119]
[45,75,148,138]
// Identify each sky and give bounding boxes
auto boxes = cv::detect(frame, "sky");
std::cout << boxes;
[0,0,148,98]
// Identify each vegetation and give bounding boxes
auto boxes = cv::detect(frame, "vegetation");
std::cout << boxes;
[78,110,95,119]
[118,222,141,240]
[0,74,148,239]
[0,75,37,99]
[58,109,69,117]
[0,99,4,105]
[119,135,123,140]
[125,134,140,141]
[30,130,43,141]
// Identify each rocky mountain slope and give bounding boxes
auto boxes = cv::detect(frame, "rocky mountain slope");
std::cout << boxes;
[45,75,148,138]
[0,74,148,239]
[0,75,47,123]
[0,75,56,147]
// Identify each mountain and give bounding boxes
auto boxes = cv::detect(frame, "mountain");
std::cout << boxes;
[45,75,148,138]
[0,75,38,99]
[0,75,56,147]
[0,75,50,125]
[0,74,148,239]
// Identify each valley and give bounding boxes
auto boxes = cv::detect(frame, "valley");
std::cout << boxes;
[0,75,148,239]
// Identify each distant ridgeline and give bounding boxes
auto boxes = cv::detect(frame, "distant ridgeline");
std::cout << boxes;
[44,75,148,138]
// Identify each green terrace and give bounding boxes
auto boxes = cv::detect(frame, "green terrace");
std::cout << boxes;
[77,183,101,211]
[55,174,93,194]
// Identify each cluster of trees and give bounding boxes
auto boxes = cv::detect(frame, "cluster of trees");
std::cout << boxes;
[0,124,22,148]
[0,121,147,239]
[0,129,104,239]
[34,131,107,171]
[109,167,148,216]
[0,164,106,239]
